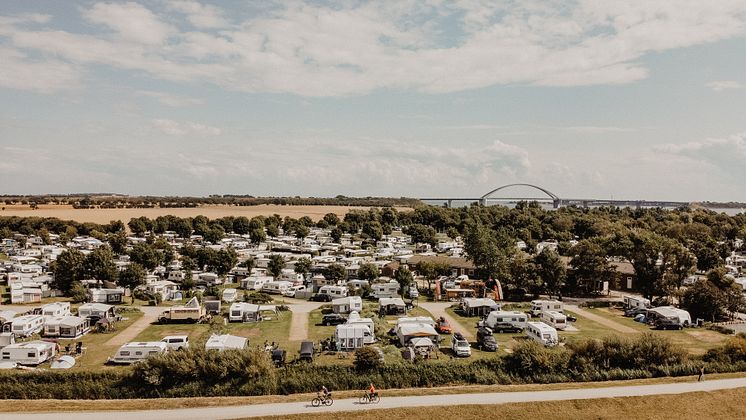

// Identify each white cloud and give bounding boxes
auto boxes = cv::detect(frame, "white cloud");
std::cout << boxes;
[83,2,175,45]
[0,46,79,93]
[655,132,746,180]
[1,1,745,96]
[152,118,221,136]
[137,90,204,107]
[562,126,636,133]
[706,80,746,91]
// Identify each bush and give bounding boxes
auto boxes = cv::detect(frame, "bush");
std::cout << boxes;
[704,335,746,363]
[504,340,571,378]
[353,347,382,371]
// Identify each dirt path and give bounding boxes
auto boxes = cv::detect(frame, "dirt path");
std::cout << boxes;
[565,305,638,334]
[105,307,161,346]
[419,302,474,340]
[287,300,325,342]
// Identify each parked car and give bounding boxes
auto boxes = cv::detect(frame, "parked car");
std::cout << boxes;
[565,314,577,322]
[624,308,648,318]
[322,313,347,326]
[435,317,453,334]
[476,327,497,352]
[299,340,314,362]
[161,335,189,351]
[271,348,286,366]
[451,332,471,357]
[655,318,684,330]
[310,294,333,302]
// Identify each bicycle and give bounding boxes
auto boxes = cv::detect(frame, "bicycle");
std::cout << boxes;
[359,392,380,404]
[312,394,334,407]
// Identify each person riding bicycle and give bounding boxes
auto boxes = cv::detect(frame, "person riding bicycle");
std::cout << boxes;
[318,385,330,400]
[368,383,377,398]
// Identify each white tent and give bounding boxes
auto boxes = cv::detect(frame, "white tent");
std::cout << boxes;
[51,355,76,369]
[205,334,248,351]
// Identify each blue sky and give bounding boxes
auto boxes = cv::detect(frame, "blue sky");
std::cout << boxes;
[1,1,745,201]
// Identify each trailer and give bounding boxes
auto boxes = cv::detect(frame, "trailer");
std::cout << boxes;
[241,276,272,291]
[623,295,651,310]
[525,321,558,347]
[540,310,567,331]
[77,303,116,323]
[261,281,293,295]
[6,314,44,337]
[346,312,377,344]
[335,324,369,351]
[159,297,207,324]
[1,340,56,365]
[480,311,528,333]
[205,334,248,351]
[40,302,72,318]
[43,316,90,338]
[530,299,563,317]
[111,342,168,364]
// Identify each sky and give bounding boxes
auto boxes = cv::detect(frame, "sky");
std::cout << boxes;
[1,1,745,202]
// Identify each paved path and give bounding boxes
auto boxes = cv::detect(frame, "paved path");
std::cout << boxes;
[287,299,325,342]
[6,378,745,420]
[419,301,474,340]
[565,304,638,334]
[105,307,162,346]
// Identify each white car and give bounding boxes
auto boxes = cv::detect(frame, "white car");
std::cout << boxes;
[161,335,189,351]
[451,332,471,357]
[283,285,306,298]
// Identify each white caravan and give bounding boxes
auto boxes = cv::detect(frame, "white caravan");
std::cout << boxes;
[318,285,348,299]
[541,311,567,331]
[8,315,45,337]
[530,300,564,317]
[335,324,369,351]
[525,321,559,347]
[241,276,273,291]
[111,342,168,364]
[1,340,57,365]
[480,311,528,333]
[40,302,72,318]
[222,288,238,303]
[261,281,292,294]
[346,312,376,344]
[623,295,651,310]
[205,334,248,351]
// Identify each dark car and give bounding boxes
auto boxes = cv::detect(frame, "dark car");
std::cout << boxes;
[310,294,333,302]
[624,308,648,318]
[476,327,498,352]
[299,340,315,362]
[322,313,347,326]
[655,318,683,330]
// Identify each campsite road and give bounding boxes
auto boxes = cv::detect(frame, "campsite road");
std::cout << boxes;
[419,301,474,340]
[564,304,638,334]
[287,299,325,341]
[6,378,746,420]
[105,307,162,346]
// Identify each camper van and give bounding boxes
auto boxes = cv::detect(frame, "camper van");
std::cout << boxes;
[7,315,45,337]
[371,280,400,299]
[283,285,307,298]
[318,285,348,299]
[111,342,168,364]
[481,311,528,333]
[158,297,206,324]
[525,321,558,347]
[261,281,292,295]
[1,340,56,365]
[541,311,567,331]
[241,276,272,291]
[530,300,563,317]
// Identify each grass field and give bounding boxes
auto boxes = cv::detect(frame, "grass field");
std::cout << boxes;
[252,387,746,420]
[0,204,410,224]
[2,373,743,413]
[60,309,144,370]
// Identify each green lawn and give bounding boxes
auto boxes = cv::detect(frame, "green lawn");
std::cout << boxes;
[444,306,522,359]
[63,309,144,370]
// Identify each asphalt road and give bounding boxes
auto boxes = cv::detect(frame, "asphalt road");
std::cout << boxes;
[6,378,746,420]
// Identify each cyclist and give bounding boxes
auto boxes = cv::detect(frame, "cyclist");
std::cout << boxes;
[318,385,330,401]
[368,383,377,398]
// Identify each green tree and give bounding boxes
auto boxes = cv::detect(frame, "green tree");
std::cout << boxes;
[250,227,267,244]
[69,281,88,303]
[212,248,238,276]
[127,217,148,236]
[323,213,340,226]
[118,262,146,303]
[240,256,256,272]
[394,266,414,295]
[405,224,437,247]
[268,255,286,279]
[330,227,343,243]
[232,216,251,235]
[174,218,193,239]
[534,249,566,298]
[357,263,380,282]
[129,242,161,271]
[108,231,128,255]
[84,245,117,281]
[353,346,382,370]
[266,224,279,238]
[463,222,514,281]
[294,257,312,276]
[624,231,677,302]
[52,249,87,294]
[325,263,347,281]
[295,224,310,240]
[362,221,383,241]
[568,239,615,295]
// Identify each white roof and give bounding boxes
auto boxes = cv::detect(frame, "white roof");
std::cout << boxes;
[462,298,498,308]
[205,334,248,350]
[332,296,362,305]
[409,337,434,348]
[79,303,113,312]
[120,341,168,349]
[527,321,556,333]
[649,306,690,318]
[4,340,55,351]
[397,316,434,326]
[397,323,438,337]
[46,316,87,327]
[379,297,406,306]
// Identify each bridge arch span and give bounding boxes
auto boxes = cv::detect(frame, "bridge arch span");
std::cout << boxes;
[480,183,560,201]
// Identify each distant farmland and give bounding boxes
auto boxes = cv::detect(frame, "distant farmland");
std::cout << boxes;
[0,204,412,224]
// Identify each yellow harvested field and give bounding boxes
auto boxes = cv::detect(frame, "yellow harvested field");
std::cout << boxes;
[0,204,410,224]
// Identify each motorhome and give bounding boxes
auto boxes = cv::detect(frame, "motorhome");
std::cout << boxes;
[261,281,292,295]
[541,311,567,331]
[318,285,348,299]
[623,295,651,310]
[1,340,56,365]
[480,311,528,333]
[371,280,400,299]
[241,276,272,291]
[43,316,90,338]
[111,342,168,364]
[525,322,559,346]
[161,335,189,350]
[40,302,72,318]
[7,315,44,337]
[530,300,563,317]
[158,297,206,324]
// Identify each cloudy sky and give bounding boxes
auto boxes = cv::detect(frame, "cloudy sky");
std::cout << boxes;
[1,1,745,201]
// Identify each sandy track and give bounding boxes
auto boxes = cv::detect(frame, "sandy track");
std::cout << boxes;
[105,307,162,346]
[419,302,474,340]
[565,305,638,334]
[287,300,325,342]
